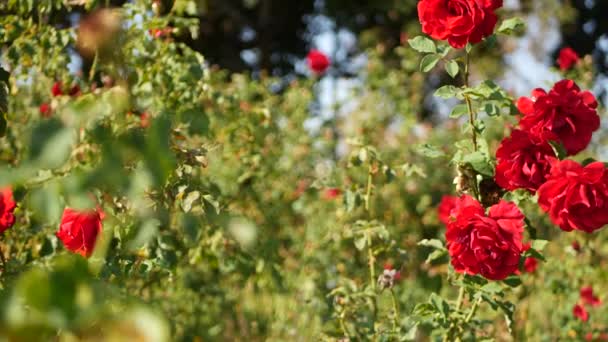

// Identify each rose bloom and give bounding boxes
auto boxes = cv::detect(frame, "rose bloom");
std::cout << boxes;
[517,79,599,155]
[57,207,104,257]
[437,194,477,225]
[39,103,52,118]
[537,160,608,233]
[574,303,590,322]
[495,129,556,192]
[417,0,502,49]
[523,257,538,273]
[580,287,601,307]
[0,187,16,234]
[557,47,579,71]
[446,195,525,280]
[307,50,330,74]
[51,81,63,97]
[322,188,341,200]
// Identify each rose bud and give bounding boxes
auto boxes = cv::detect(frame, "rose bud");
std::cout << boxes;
[0,187,16,234]
[39,103,52,118]
[307,50,330,74]
[557,47,580,71]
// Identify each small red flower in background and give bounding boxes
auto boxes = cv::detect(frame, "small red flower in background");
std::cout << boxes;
[572,240,581,252]
[558,47,580,71]
[140,112,151,128]
[39,103,52,118]
[322,188,341,200]
[383,263,401,281]
[580,287,601,307]
[57,207,104,258]
[574,303,590,322]
[437,194,477,225]
[517,79,599,156]
[51,81,63,97]
[523,257,538,273]
[494,129,556,192]
[446,195,525,280]
[0,188,16,234]
[307,50,330,74]
[417,0,502,49]
[537,160,608,233]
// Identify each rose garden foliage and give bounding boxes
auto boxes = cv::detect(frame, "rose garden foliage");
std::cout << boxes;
[0,0,608,341]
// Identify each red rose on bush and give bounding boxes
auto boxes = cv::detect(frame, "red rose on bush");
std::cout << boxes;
[0,188,16,234]
[537,160,608,233]
[495,129,556,192]
[581,287,601,307]
[57,207,104,257]
[517,80,599,155]
[417,0,502,49]
[51,81,63,97]
[523,257,538,273]
[437,194,477,224]
[574,303,590,322]
[322,188,341,200]
[39,103,52,118]
[558,47,579,71]
[307,50,330,74]
[446,195,524,280]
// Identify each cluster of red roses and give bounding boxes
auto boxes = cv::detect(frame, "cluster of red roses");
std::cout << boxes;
[419,0,606,281]
[0,188,103,258]
[573,286,601,322]
[496,79,603,234]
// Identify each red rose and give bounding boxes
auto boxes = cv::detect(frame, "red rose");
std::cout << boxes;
[437,194,477,225]
[0,188,16,234]
[537,160,608,233]
[574,303,590,322]
[446,196,524,280]
[57,207,104,257]
[39,103,52,118]
[517,80,599,155]
[495,129,556,192]
[51,82,63,97]
[417,0,502,49]
[322,188,341,200]
[581,287,601,307]
[523,257,538,273]
[558,47,579,71]
[307,50,330,74]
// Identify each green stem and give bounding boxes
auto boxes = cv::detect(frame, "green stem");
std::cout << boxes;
[390,289,400,336]
[339,312,351,339]
[89,52,99,83]
[463,52,477,152]
[464,297,481,323]
[364,164,373,212]
[367,231,376,290]
[443,286,466,342]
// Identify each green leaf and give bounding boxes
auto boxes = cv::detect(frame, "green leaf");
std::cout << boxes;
[503,276,522,288]
[414,144,445,159]
[425,249,448,264]
[420,54,441,72]
[29,119,74,169]
[497,17,526,35]
[181,191,200,212]
[548,140,567,160]
[354,236,367,250]
[484,102,499,116]
[481,282,503,294]
[429,293,450,318]
[434,85,461,99]
[417,239,444,250]
[449,104,469,118]
[408,36,436,53]
[445,60,459,78]
[531,239,549,251]
[462,151,494,177]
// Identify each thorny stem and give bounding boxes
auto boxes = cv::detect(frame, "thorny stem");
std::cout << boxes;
[464,297,482,323]
[443,286,467,342]
[89,51,99,83]
[364,163,373,212]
